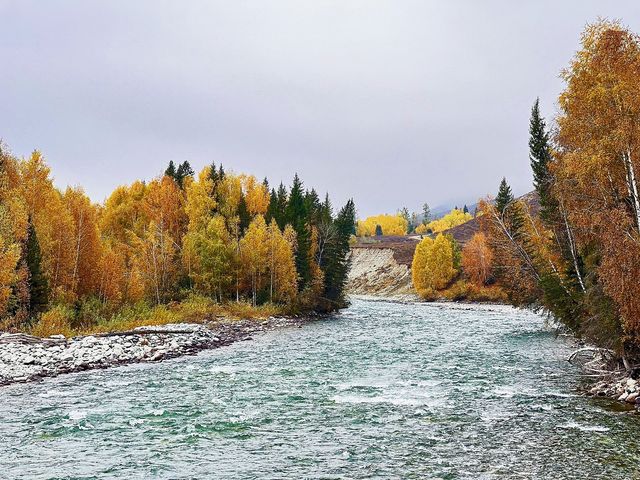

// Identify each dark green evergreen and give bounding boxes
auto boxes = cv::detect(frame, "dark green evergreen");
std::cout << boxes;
[375,224,383,236]
[266,187,278,224]
[164,160,177,179]
[25,220,48,314]
[304,188,321,223]
[209,161,219,183]
[286,174,311,290]
[495,177,514,215]
[175,161,194,187]
[463,204,469,214]
[422,203,431,224]
[274,183,288,229]
[322,199,356,309]
[529,98,555,221]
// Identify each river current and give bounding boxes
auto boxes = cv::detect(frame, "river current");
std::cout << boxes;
[1,297,639,479]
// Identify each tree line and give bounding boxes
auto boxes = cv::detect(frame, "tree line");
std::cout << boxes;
[477,20,640,357]
[0,148,355,333]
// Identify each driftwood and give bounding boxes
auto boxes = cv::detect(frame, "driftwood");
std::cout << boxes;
[0,328,205,347]
[94,329,203,337]
[567,347,615,362]
[0,333,67,346]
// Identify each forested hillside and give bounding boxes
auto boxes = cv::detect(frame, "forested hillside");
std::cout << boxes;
[0,149,355,335]
[411,20,640,358]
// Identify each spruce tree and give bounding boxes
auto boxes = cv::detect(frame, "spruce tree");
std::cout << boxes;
[323,199,356,308]
[495,177,514,215]
[286,174,311,289]
[304,188,320,223]
[375,224,383,236]
[463,204,469,214]
[175,161,194,188]
[529,98,558,223]
[25,220,48,314]
[266,187,278,224]
[209,161,219,183]
[275,182,288,229]
[422,203,431,224]
[165,160,177,180]
[319,193,333,225]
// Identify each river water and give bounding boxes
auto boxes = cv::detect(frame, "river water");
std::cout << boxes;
[1,298,639,479]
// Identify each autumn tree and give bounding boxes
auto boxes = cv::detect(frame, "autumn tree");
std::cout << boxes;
[183,216,233,301]
[462,232,493,286]
[425,208,472,234]
[357,214,407,236]
[554,20,640,345]
[240,215,270,305]
[411,234,457,299]
[267,219,297,303]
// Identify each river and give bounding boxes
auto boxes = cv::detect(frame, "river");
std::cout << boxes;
[1,297,638,479]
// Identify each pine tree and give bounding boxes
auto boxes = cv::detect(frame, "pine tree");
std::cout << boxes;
[463,204,469,214]
[323,199,356,308]
[375,224,383,236]
[175,161,194,188]
[422,203,431,225]
[209,161,219,184]
[286,174,311,289]
[25,220,49,314]
[529,98,554,221]
[275,183,288,229]
[266,187,278,224]
[304,188,321,223]
[319,193,333,225]
[165,161,177,179]
[495,177,514,215]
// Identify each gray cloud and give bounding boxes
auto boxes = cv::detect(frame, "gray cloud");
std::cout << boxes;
[1,0,638,217]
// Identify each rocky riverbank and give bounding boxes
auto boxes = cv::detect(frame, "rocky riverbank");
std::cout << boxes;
[0,317,304,386]
[587,375,640,411]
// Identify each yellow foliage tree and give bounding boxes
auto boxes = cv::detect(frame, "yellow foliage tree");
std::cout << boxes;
[19,151,76,300]
[426,209,472,234]
[184,167,216,232]
[182,215,233,301]
[240,215,270,305]
[0,236,20,317]
[267,219,298,303]
[357,214,407,236]
[63,187,102,299]
[412,234,457,298]
[243,175,270,215]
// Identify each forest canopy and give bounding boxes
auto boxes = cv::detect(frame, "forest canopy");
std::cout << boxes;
[0,146,355,335]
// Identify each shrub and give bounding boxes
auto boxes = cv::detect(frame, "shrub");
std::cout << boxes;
[30,305,75,338]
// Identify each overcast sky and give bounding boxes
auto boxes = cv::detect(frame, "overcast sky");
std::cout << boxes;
[1,1,638,217]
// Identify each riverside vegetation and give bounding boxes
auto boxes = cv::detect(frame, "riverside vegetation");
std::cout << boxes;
[405,22,640,402]
[354,21,640,402]
[0,149,356,339]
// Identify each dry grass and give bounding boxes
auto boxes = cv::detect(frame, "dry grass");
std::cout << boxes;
[27,295,286,338]
[441,280,508,303]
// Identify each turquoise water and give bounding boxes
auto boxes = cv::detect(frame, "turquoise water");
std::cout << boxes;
[1,298,639,479]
